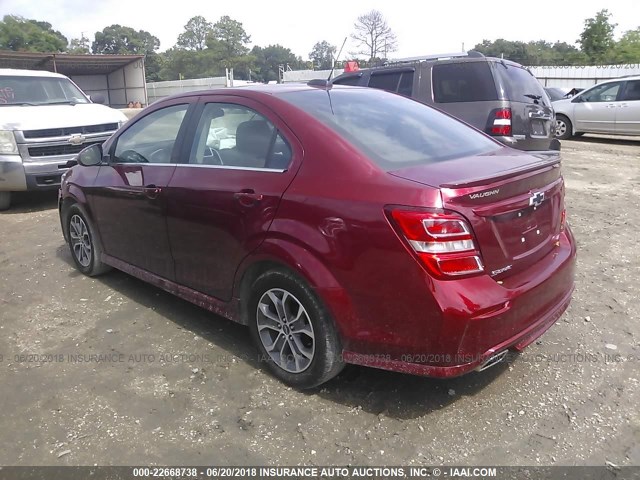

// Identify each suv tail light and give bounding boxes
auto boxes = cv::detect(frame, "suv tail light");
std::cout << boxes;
[388,209,484,278]
[488,108,512,136]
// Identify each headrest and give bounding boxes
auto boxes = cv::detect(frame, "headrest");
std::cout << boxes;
[236,120,272,157]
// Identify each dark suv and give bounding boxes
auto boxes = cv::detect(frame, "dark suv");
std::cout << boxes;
[332,52,559,151]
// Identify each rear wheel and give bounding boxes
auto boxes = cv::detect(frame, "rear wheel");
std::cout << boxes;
[248,269,344,389]
[555,115,573,140]
[0,192,10,211]
[64,204,111,276]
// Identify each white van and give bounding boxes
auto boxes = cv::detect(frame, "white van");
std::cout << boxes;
[0,68,127,210]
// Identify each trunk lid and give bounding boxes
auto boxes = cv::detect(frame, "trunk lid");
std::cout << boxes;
[389,148,565,279]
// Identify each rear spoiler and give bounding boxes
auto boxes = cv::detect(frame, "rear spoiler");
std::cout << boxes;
[440,151,561,189]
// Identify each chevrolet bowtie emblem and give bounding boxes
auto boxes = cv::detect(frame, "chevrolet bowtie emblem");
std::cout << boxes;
[68,134,86,146]
[529,191,545,207]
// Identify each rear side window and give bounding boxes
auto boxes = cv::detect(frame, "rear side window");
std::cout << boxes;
[281,88,499,171]
[621,80,640,101]
[432,62,498,103]
[368,71,413,96]
[494,64,548,105]
[332,75,363,86]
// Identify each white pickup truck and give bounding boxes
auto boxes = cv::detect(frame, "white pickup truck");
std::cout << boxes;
[0,68,127,210]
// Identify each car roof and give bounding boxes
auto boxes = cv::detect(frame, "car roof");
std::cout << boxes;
[0,68,68,79]
[334,55,523,78]
[159,83,354,102]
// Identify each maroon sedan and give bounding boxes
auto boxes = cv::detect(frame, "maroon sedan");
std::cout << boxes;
[59,84,576,388]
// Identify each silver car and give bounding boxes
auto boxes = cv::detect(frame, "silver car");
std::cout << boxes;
[553,75,640,140]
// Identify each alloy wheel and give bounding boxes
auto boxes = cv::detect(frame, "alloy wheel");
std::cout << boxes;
[69,214,92,268]
[256,288,315,373]
[555,119,567,137]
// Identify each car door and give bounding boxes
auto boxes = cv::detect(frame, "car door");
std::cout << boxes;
[572,81,623,133]
[165,96,302,301]
[615,80,640,135]
[88,100,193,280]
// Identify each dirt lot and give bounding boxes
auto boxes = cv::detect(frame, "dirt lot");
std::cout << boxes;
[0,135,639,467]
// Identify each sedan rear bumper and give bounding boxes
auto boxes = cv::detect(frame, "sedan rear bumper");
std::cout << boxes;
[340,226,577,378]
[341,284,573,377]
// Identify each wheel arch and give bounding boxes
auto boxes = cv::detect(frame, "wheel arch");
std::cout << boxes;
[233,238,354,340]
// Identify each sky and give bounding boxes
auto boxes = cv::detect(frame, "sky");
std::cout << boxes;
[1,0,638,60]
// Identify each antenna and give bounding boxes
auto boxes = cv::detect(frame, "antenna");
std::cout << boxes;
[327,37,348,82]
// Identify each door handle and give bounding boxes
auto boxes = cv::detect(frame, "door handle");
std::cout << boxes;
[143,184,162,200]
[234,189,263,206]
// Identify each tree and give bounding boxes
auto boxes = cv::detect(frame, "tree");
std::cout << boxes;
[309,40,336,69]
[613,28,640,63]
[176,16,212,51]
[578,9,617,63]
[92,25,161,81]
[92,24,160,55]
[474,39,530,64]
[207,16,251,60]
[251,45,304,83]
[473,39,588,65]
[0,15,67,52]
[68,34,91,54]
[350,10,397,61]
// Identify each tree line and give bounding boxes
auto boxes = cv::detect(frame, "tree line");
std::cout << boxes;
[0,9,638,83]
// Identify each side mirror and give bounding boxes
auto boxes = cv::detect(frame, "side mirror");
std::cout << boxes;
[90,93,106,105]
[77,144,104,167]
[571,95,583,103]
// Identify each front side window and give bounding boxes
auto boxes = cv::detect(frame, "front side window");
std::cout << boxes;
[189,103,292,170]
[113,104,188,163]
[432,62,498,103]
[580,82,622,103]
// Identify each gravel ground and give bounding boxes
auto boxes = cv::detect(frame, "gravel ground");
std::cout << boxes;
[0,135,638,467]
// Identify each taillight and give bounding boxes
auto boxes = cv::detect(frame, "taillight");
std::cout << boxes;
[489,108,512,136]
[389,209,484,278]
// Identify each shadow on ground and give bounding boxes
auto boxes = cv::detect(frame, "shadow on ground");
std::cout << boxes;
[568,134,640,147]
[0,191,58,214]
[55,243,508,420]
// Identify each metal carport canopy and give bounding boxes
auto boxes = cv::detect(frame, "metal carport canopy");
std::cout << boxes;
[0,51,144,76]
[0,51,148,107]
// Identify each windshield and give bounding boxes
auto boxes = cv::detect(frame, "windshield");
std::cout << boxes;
[0,75,89,106]
[280,87,500,171]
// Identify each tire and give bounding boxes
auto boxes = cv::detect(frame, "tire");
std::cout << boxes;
[63,203,111,276]
[0,192,10,211]
[248,269,344,389]
[574,132,585,137]
[555,115,573,140]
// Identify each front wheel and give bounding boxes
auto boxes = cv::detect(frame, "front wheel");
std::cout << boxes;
[248,269,344,389]
[0,191,10,211]
[64,204,111,276]
[555,115,573,140]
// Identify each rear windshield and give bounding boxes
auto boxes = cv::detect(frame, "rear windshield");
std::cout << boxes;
[280,88,500,171]
[494,64,549,105]
[432,62,498,103]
